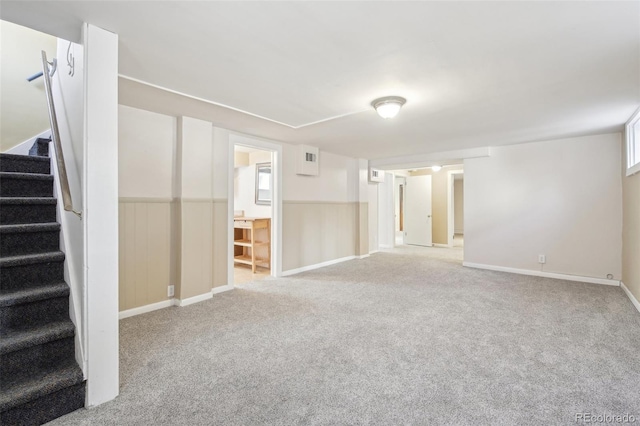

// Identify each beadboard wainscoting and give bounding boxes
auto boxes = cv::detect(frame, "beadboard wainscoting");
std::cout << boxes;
[179,199,213,300]
[119,198,173,311]
[212,199,229,289]
[282,201,358,273]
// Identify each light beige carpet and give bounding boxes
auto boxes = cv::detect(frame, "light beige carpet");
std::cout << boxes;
[50,245,640,425]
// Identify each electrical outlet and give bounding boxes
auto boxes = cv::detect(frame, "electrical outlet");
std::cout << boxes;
[538,255,546,264]
[167,285,175,297]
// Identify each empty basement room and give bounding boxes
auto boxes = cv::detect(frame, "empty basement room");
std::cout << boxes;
[1,1,639,425]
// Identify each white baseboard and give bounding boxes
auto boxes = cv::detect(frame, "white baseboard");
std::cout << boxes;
[358,254,370,259]
[433,243,452,248]
[282,255,356,276]
[177,292,213,307]
[369,250,380,255]
[119,299,174,320]
[621,282,640,313]
[212,284,234,295]
[462,262,621,287]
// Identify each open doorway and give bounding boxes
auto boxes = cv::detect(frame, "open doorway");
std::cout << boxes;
[228,135,282,286]
[447,170,464,248]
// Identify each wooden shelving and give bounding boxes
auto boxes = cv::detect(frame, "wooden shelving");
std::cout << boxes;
[233,217,271,273]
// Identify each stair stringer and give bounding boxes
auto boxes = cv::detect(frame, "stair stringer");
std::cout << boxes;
[49,139,87,378]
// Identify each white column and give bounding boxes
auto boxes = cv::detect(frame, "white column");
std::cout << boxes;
[83,23,119,407]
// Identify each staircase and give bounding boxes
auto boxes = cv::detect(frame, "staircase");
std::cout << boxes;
[0,140,85,425]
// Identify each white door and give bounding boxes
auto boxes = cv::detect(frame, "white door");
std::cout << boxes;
[404,175,432,246]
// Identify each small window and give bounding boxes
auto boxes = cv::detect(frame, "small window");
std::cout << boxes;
[626,107,640,176]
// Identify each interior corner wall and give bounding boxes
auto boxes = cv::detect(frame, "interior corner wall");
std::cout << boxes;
[464,133,622,280]
[622,138,640,305]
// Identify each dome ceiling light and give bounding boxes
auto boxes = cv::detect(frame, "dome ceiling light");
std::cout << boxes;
[371,96,406,119]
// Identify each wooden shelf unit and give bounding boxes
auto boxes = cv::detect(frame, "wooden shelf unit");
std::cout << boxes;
[233,217,271,273]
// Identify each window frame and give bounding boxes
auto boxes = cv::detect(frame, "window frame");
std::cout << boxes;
[626,107,640,176]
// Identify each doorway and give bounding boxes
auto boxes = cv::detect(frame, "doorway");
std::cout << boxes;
[228,135,282,286]
[447,170,464,248]
[404,175,433,246]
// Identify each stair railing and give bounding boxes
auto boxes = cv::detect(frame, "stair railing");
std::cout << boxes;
[41,50,81,218]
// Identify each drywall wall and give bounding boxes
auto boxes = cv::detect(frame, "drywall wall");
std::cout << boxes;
[410,165,464,244]
[622,138,640,307]
[118,105,176,199]
[454,178,464,234]
[283,146,357,202]
[234,149,272,218]
[368,183,379,252]
[465,133,622,280]
[0,20,56,151]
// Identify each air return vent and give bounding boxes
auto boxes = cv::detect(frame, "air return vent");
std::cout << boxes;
[297,145,319,176]
[369,167,384,183]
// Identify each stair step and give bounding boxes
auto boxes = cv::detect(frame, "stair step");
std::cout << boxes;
[0,223,60,257]
[0,321,75,355]
[0,172,54,197]
[0,282,69,307]
[28,137,51,157]
[0,197,57,225]
[1,336,76,390]
[0,381,85,426]
[1,294,70,332]
[0,360,84,412]
[0,153,50,174]
[0,252,65,291]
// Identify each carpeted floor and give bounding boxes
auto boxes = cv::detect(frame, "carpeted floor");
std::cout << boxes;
[49,245,640,425]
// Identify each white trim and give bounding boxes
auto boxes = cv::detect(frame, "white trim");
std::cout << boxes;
[433,243,452,248]
[369,250,380,255]
[119,74,365,130]
[176,292,213,307]
[358,254,370,259]
[463,262,621,286]
[282,255,356,276]
[118,299,174,319]
[212,284,234,295]
[625,106,640,176]
[621,282,640,313]
[228,133,283,283]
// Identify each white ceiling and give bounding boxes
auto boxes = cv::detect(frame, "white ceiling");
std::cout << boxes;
[2,1,639,161]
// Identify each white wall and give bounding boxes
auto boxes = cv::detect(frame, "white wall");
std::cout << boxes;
[0,20,57,151]
[368,183,379,252]
[118,105,176,199]
[234,149,272,217]
[283,146,357,202]
[378,173,395,248]
[454,178,464,234]
[464,133,622,281]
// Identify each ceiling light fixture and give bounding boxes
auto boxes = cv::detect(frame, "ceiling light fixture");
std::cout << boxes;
[371,96,406,119]
[431,165,442,172]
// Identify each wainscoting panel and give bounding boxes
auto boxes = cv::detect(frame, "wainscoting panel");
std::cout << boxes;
[212,199,229,288]
[118,199,172,311]
[180,200,213,299]
[283,201,357,271]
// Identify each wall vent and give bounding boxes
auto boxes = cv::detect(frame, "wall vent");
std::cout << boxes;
[297,145,319,175]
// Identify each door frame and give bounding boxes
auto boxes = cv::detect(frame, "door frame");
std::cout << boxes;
[447,170,464,247]
[227,133,283,285]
